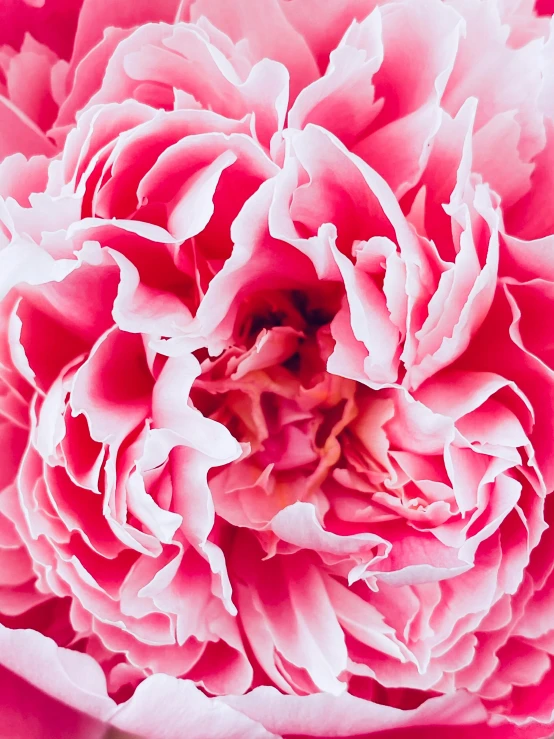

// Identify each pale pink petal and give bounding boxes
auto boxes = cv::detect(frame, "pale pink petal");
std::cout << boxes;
[111,675,277,739]
[269,501,390,584]
[0,624,115,721]
[69,0,183,79]
[222,686,488,737]
[187,0,319,99]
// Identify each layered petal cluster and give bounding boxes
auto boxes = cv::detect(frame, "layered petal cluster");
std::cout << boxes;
[2,0,554,737]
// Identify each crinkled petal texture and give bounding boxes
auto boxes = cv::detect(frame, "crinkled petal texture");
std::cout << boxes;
[1,0,554,737]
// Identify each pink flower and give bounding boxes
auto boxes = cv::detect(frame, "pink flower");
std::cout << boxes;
[2,0,554,736]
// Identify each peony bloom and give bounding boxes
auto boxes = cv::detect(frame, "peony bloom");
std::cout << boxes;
[2,0,554,736]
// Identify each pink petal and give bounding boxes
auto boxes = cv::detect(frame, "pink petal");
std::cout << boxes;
[223,686,488,737]
[111,674,277,739]
[187,0,319,100]
[68,0,183,80]
[0,95,56,158]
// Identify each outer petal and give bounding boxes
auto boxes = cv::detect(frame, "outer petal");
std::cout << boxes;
[222,687,488,737]
[186,0,319,99]
[68,0,183,79]
[111,674,278,739]
[0,0,83,60]
[0,624,115,727]
[0,95,56,158]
